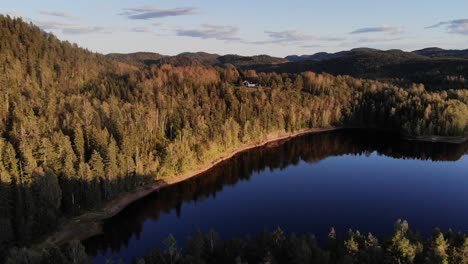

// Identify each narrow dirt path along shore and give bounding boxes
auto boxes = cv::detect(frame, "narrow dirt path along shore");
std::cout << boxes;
[37,127,340,249]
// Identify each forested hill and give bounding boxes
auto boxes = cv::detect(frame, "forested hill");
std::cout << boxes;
[106,52,165,67]
[285,50,352,62]
[105,52,287,68]
[285,48,468,63]
[264,48,468,90]
[0,15,467,261]
[0,16,109,90]
[413,47,468,59]
[106,48,468,90]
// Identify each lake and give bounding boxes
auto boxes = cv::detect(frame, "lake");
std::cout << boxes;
[83,129,468,263]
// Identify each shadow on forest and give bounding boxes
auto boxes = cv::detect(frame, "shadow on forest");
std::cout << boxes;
[82,129,467,256]
[0,169,153,260]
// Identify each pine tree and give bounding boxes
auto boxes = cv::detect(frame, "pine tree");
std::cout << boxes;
[451,238,468,264]
[89,150,105,180]
[388,219,422,263]
[426,233,449,264]
[1,141,19,182]
[73,125,85,162]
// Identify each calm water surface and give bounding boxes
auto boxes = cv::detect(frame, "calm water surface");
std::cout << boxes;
[84,129,468,263]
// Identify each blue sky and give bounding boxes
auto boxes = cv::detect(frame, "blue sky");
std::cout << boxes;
[1,0,467,56]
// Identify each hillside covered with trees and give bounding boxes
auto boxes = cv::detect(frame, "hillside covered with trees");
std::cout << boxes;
[106,52,287,69]
[106,48,468,91]
[262,48,468,91]
[0,15,467,261]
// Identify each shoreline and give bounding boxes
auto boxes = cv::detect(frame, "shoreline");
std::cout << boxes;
[37,127,340,249]
[36,127,467,249]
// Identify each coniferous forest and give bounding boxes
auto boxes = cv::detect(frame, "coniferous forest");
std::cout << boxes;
[0,16,467,263]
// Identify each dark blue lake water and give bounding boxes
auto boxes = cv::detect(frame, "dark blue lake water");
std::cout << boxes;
[83,129,468,263]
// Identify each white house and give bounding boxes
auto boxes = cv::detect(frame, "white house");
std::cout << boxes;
[243,80,256,87]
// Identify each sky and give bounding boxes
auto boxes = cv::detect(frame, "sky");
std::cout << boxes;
[1,0,468,57]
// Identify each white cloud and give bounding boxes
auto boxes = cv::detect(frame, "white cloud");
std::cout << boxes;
[176,24,241,41]
[250,30,344,45]
[38,10,78,20]
[426,19,468,35]
[34,20,110,35]
[130,27,153,33]
[120,6,196,20]
[350,25,402,35]
[354,37,404,43]
[264,30,313,42]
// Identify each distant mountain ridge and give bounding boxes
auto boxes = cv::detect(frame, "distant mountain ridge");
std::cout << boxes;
[107,47,468,67]
[285,51,351,62]
[105,52,286,68]
[106,47,468,89]
[271,48,468,90]
[412,47,468,59]
[285,47,468,62]
[106,52,165,67]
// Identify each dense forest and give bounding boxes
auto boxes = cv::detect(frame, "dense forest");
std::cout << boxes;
[259,48,468,91]
[106,52,287,68]
[7,220,468,264]
[0,15,467,261]
[107,48,468,91]
[286,48,468,63]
